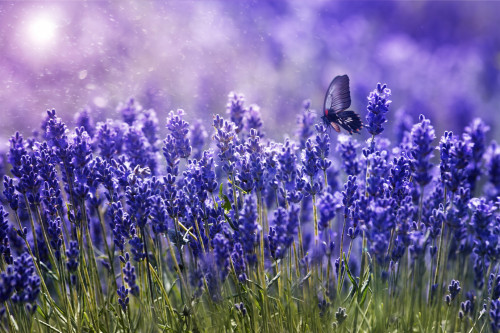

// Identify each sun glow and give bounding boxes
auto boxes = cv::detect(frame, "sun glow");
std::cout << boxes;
[26,15,58,48]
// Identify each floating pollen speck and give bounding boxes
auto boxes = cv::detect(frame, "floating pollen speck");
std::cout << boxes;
[93,96,107,108]
[78,70,88,80]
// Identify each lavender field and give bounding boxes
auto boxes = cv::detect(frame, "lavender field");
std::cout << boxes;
[0,1,499,332]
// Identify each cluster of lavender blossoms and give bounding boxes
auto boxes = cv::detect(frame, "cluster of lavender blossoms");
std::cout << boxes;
[0,82,498,332]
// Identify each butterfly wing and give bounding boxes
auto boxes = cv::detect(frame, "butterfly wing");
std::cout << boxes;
[323,75,351,114]
[335,110,363,134]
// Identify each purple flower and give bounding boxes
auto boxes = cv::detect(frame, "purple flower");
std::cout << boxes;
[342,176,361,240]
[421,182,444,224]
[0,267,15,303]
[129,232,145,262]
[468,198,498,260]
[122,253,139,296]
[318,296,330,317]
[336,134,360,176]
[212,233,231,281]
[237,159,255,193]
[189,120,208,160]
[149,195,169,235]
[235,302,247,316]
[464,118,489,191]
[0,206,13,265]
[118,98,142,126]
[268,207,291,260]
[277,139,298,192]
[365,198,395,265]
[438,131,454,186]
[202,257,222,301]
[10,253,40,313]
[138,108,160,149]
[163,109,191,175]
[304,180,322,196]
[3,176,19,211]
[485,141,500,200]
[66,240,79,270]
[245,130,266,193]
[459,299,473,319]
[16,155,42,204]
[93,157,116,194]
[198,151,218,193]
[124,126,156,174]
[473,255,485,289]
[212,114,238,174]
[231,242,247,282]
[388,152,411,204]
[342,176,358,218]
[366,82,391,136]
[235,196,260,266]
[445,279,461,305]
[70,127,93,198]
[295,106,316,150]
[226,92,246,134]
[47,216,63,260]
[408,231,429,263]
[446,187,471,243]
[45,109,69,160]
[287,204,300,241]
[302,139,319,178]
[314,124,332,172]
[245,104,263,137]
[449,136,473,192]
[125,178,151,229]
[490,274,500,300]
[469,197,495,241]
[7,132,27,177]
[427,205,445,242]
[491,299,500,333]
[394,109,413,144]
[317,192,336,232]
[410,114,436,187]
[117,285,129,311]
[66,240,79,285]
[365,151,389,198]
[74,107,95,138]
[36,142,62,196]
[112,203,133,253]
[95,120,120,161]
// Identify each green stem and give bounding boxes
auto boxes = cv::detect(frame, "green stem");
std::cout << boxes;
[230,173,240,221]
[339,239,354,293]
[337,213,347,295]
[256,192,268,332]
[141,226,156,308]
[417,185,425,229]
[22,194,40,266]
[312,193,318,245]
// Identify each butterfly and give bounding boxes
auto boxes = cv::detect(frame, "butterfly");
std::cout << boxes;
[321,75,363,134]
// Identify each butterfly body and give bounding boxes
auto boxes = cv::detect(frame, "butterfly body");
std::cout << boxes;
[322,75,363,134]
[321,112,341,133]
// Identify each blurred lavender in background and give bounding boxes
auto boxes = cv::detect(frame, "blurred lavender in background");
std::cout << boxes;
[1,0,499,142]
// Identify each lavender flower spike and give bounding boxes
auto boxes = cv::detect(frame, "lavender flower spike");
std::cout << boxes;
[366,82,391,136]
[410,114,436,187]
[226,92,246,134]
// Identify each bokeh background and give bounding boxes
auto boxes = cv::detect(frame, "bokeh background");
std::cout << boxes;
[1,0,499,144]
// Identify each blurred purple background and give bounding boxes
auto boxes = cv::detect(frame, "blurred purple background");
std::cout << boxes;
[1,1,499,143]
